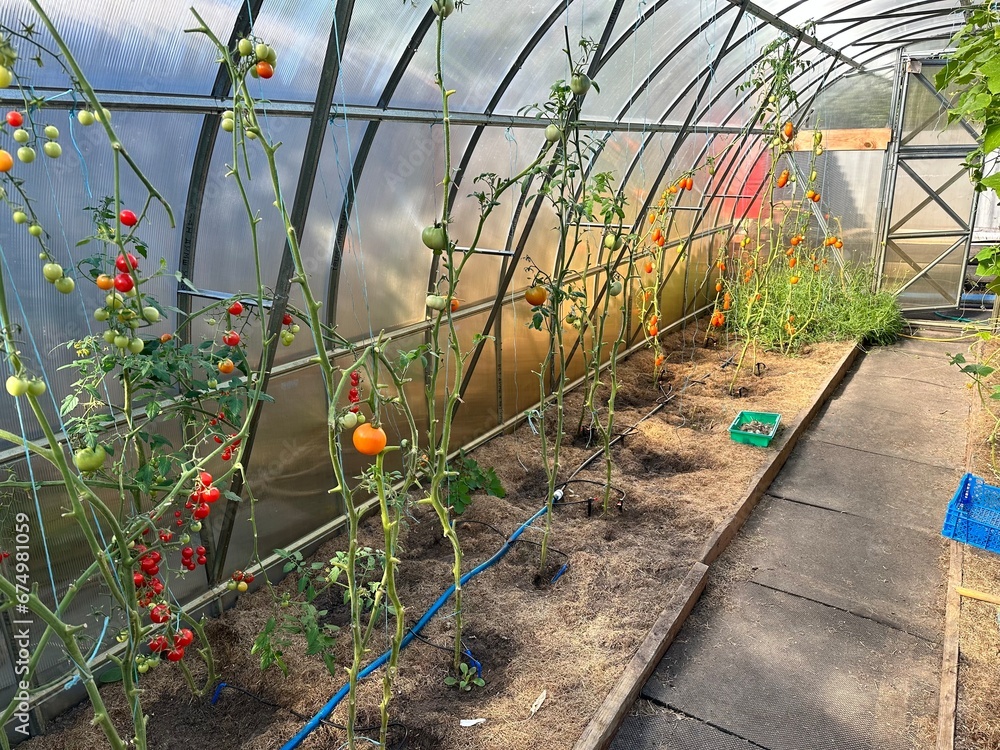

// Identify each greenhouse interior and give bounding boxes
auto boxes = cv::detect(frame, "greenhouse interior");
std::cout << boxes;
[0,0,999,748]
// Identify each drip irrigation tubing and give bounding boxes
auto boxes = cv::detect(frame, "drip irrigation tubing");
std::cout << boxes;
[279,369,705,748]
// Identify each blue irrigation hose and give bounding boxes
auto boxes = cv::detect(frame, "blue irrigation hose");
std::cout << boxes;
[278,501,552,750]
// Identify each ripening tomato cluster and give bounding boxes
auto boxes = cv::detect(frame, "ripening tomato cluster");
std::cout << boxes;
[209,411,242,462]
[280,312,301,346]
[147,626,194,665]
[347,370,363,413]
[227,569,255,593]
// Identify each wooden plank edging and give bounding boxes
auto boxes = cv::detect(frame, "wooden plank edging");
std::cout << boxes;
[937,539,963,750]
[572,561,709,750]
[574,342,862,750]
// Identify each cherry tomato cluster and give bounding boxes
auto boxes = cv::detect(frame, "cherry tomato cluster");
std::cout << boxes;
[280,312,301,346]
[180,545,208,572]
[227,569,254,593]
[148,626,194,665]
[348,370,363,414]
[208,413,242,461]
[237,37,278,80]
[0,551,10,561]
[133,546,166,608]
[647,314,659,338]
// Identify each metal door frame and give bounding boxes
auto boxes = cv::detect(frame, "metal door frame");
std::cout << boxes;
[874,55,980,311]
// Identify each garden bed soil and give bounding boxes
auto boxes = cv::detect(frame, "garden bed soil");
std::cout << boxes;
[21,329,854,750]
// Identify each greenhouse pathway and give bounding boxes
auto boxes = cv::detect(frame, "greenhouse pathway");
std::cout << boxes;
[611,332,969,750]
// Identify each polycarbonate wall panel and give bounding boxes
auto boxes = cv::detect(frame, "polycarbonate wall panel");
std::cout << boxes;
[0,0,241,94]
[335,124,474,340]
[447,127,546,261]
[791,149,884,264]
[584,0,734,122]
[493,2,611,115]
[192,116,308,295]
[333,4,425,106]
[0,111,197,444]
[244,0,332,102]
[392,0,558,113]
[901,65,978,147]
[808,72,893,129]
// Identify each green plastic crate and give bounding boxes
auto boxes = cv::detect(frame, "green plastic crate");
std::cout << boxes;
[728,410,781,447]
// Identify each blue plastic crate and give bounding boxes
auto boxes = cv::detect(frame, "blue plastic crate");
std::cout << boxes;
[942,473,1000,554]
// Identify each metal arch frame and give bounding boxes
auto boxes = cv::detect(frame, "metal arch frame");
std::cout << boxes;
[208,0,360,586]
[324,8,438,328]
[176,0,265,327]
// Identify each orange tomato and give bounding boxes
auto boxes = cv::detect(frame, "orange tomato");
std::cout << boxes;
[648,324,659,337]
[789,236,800,246]
[789,258,797,268]
[159,333,173,343]
[654,234,665,247]
[648,212,656,224]
[655,354,665,367]
[352,423,387,456]
[805,190,816,200]
[652,227,662,243]
[717,261,726,271]
[783,121,794,139]
[668,184,678,194]
[0,150,12,173]
[776,170,789,188]
[811,192,821,202]
[723,299,731,311]
[710,311,726,327]
[788,314,796,322]
[723,292,731,305]
[785,247,795,257]
[450,298,460,312]
[684,176,693,191]
[644,261,654,274]
[715,282,723,293]
[790,276,800,285]
[834,240,843,249]
[96,274,115,291]
[524,286,547,306]
[218,358,235,374]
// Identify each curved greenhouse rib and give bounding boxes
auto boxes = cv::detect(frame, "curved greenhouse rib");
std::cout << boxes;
[208,0,359,587]
[323,10,437,328]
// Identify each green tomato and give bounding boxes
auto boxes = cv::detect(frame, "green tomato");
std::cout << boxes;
[102,330,116,344]
[27,379,46,397]
[426,294,448,311]
[608,280,624,296]
[604,234,620,250]
[12,129,28,144]
[28,224,42,237]
[54,276,75,294]
[340,412,358,430]
[289,324,300,334]
[42,263,63,283]
[544,124,563,143]
[95,108,111,123]
[5,376,29,397]
[570,73,592,95]
[94,308,110,322]
[73,445,107,472]
[190,521,203,532]
[128,338,144,354]
[11,211,27,224]
[16,147,35,163]
[356,412,366,424]
[43,125,59,139]
[127,319,141,329]
[77,110,95,126]
[221,118,235,133]
[137,663,149,674]
[179,533,191,545]
[142,306,160,323]
[432,0,455,17]
[43,141,61,159]
[106,294,124,309]
[226,580,238,591]
[265,47,277,66]
[238,38,254,57]
[421,225,448,252]
[207,378,219,389]
[0,66,11,89]
[255,43,270,62]
[113,335,130,350]
[222,109,235,120]
[280,330,295,346]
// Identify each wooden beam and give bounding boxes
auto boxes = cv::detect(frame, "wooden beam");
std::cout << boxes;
[791,127,892,152]
[573,561,709,750]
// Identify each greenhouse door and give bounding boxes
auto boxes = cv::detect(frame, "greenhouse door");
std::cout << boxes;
[876,57,980,312]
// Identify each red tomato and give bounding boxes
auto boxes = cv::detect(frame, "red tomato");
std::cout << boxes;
[5,111,23,127]
[116,253,139,272]
[256,61,274,79]
[113,273,134,293]
[119,209,138,227]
